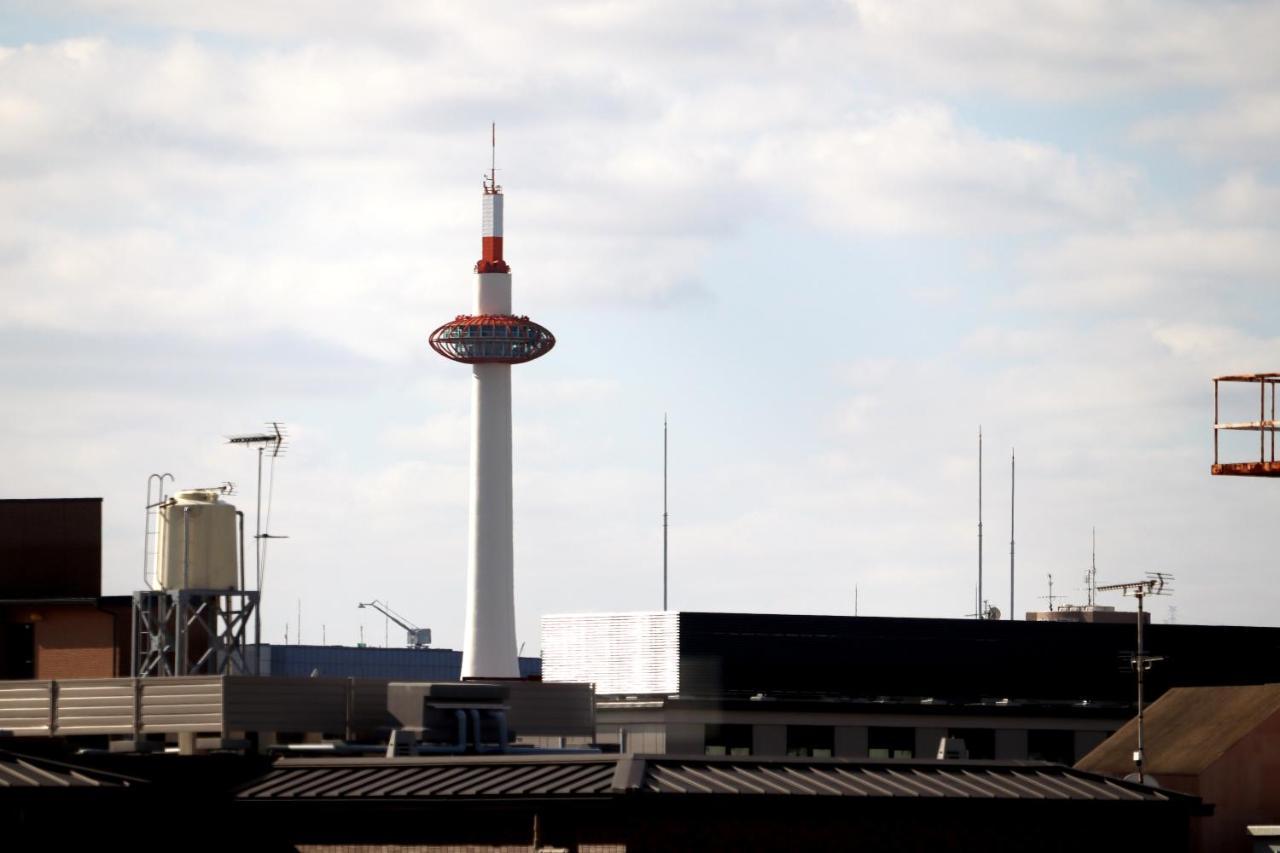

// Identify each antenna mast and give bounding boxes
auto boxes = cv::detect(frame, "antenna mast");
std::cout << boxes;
[663,414,669,611]
[1040,572,1058,612]
[978,427,983,619]
[1088,527,1098,608]
[1097,573,1173,783]
[1009,448,1015,620]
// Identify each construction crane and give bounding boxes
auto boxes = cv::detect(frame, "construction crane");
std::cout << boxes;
[357,600,432,649]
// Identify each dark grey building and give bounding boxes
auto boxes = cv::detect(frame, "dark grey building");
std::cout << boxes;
[541,610,1280,762]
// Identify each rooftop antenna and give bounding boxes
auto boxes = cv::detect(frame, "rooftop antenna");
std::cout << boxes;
[1009,447,1015,620]
[1040,572,1058,612]
[663,414,669,611]
[1087,527,1098,608]
[1097,572,1174,784]
[227,422,287,650]
[978,427,983,619]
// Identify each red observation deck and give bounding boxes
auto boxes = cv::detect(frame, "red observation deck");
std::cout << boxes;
[429,171,554,366]
[430,314,555,364]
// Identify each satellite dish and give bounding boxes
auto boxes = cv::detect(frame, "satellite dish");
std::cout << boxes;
[1123,773,1161,787]
[986,605,1002,620]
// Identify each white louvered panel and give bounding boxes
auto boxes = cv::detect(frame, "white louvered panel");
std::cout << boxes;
[482,193,503,237]
[541,612,679,695]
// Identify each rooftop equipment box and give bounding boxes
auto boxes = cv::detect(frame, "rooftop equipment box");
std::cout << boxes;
[0,498,102,599]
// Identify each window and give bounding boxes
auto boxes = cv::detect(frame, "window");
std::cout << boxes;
[1027,729,1075,764]
[704,724,752,756]
[786,725,834,757]
[868,726,914,759]
[947,728,995,760]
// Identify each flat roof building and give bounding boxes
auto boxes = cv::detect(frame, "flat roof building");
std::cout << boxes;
[541,611,1280,764]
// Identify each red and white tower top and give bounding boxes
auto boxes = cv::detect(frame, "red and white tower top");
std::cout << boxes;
[478,125,508,275]
[429,127,555,364]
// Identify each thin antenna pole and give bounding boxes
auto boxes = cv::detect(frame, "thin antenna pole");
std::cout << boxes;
[1009,448,1015,621]
[1089,527,1097,608]
[255,446,263,651]
[491,122,496,186]
[663,414,669,611]
[978,427,983,619]
[1136,590,1146,783]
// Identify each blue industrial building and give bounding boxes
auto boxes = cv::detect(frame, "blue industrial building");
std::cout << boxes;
[253,644,541,680]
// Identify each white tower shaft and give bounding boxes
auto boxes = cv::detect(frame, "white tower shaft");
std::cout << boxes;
[462,264,518,678]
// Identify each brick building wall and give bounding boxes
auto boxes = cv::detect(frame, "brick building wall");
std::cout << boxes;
[34,604,119,679]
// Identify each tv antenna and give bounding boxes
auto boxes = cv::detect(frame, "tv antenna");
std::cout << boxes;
[1085,527,1098,608]
[227,422,288,649]
[1039,572,1059,612]
[1097,572,1173,783]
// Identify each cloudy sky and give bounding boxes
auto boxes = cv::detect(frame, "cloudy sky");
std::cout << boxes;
[3,1,1278,652]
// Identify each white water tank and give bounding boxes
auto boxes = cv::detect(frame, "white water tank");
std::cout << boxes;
[155,489,239,590]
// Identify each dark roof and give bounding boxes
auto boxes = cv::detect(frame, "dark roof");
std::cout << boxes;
[0,750,141,789]
[1076,683,1280,776]
[238,753,1194,804]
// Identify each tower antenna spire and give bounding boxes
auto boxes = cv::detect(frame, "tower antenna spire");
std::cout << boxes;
[487,122,498,192]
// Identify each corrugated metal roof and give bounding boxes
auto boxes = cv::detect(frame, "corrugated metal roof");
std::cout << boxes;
[237,754,1188,804]
[0,750,139,789]
[239,755,617,800]
[641,759,1166,801]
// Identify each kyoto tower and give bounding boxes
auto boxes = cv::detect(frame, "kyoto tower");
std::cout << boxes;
[429,131,555,678]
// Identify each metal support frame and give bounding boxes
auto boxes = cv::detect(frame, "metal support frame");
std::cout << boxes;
[1213,373,1280,476]
[133,589,260,677]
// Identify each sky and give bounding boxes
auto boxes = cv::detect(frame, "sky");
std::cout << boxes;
[2,1,1278,654]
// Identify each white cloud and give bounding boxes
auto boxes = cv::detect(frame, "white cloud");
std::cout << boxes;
[1132,93,1280,165]
[748,105,1136,234]
[848,0,1280,99]
[1015,225,1280,315]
